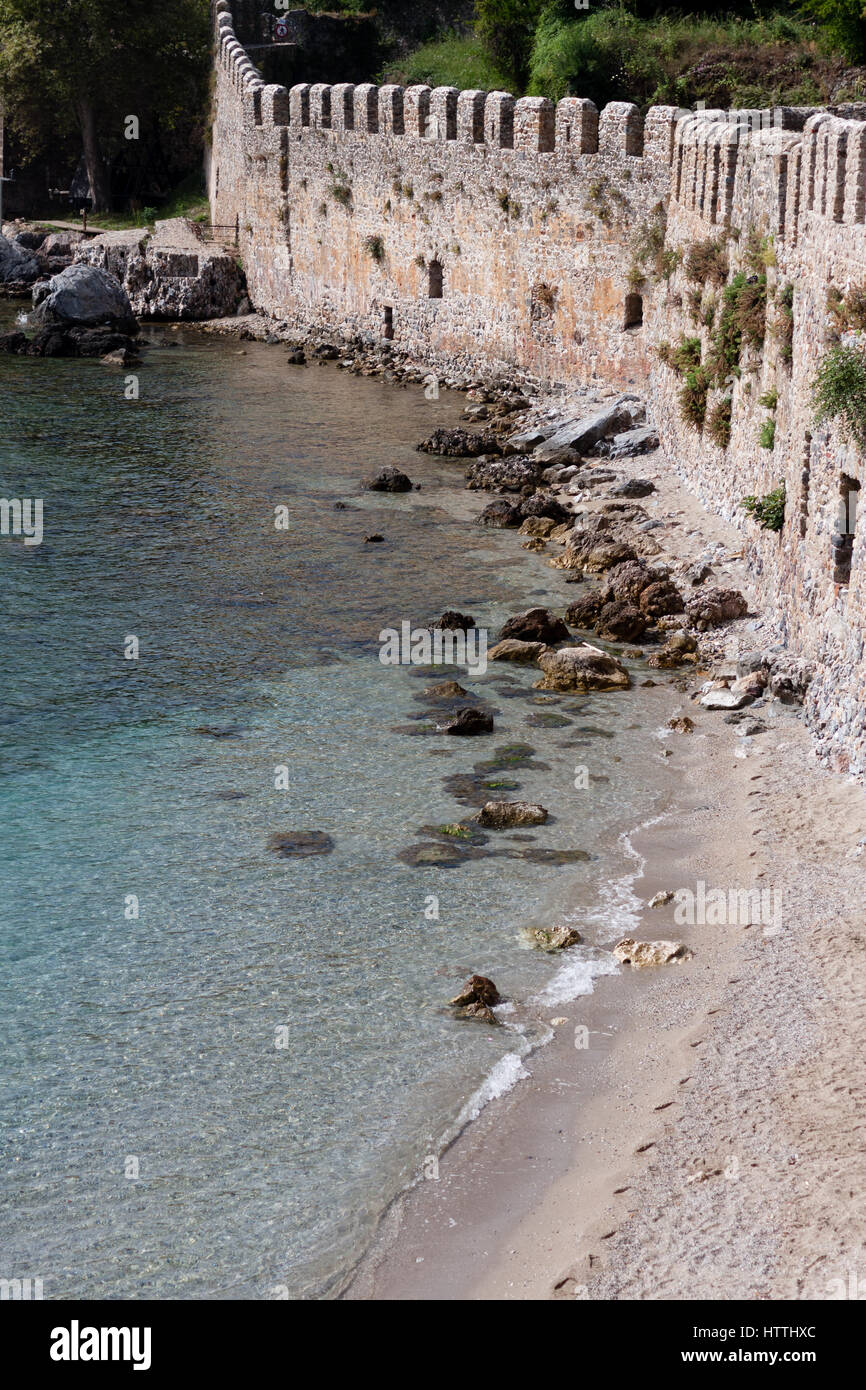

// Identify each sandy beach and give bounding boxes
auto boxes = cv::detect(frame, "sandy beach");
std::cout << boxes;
[344,418,866,1302]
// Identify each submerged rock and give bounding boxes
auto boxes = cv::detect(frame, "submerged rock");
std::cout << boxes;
[613,938,693,967]
[534,644,631,693]
[267,830,335,857]
[442,708,494,735]
[477,799,548,829]
[450,974,502,1022]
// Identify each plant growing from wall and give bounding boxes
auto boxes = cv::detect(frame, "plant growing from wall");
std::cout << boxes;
[364,234,385,263]
[707,271,767,385]
[773,283,794,364]
[679,365,710,429]
[741,483,786,532]
[759,418,776,449]
[331,182,353,209]
[813,344,866,443]
[707,396,732,449]
[685,237,728,287]
[759,387,778,409]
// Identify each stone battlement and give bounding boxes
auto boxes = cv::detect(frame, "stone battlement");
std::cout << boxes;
[209,0,866,776]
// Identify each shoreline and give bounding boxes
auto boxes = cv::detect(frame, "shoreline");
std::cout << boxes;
[338,387,866,1301]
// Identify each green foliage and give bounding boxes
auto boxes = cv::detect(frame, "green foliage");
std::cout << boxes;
[679,365,711,429]
[707,271,767,385]
[759,387,779,409]
[364,234,385,263]
[707,396,733,449]
[813,345,866,443]
[759,417,776,449]
[799,0,866,61]
[742,484,786,532]
[476,0,546,88]
[332,182,353,208]
[0,0,210,211]
[497,190,522,218]
[773,283,795,364]
[525,6,845,109]
[826,280,866,331]
[398,33,513,93]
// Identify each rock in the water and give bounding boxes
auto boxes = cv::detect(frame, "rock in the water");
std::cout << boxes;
[424,680,469,699]
[450,974,501,1007]
[430,610,475,631]
[686,587,748,630]
[648,890,675,907]
[477,799,548,828]
[613,938,693,966]
[499,607,570,645]
[442,708,494,735]
[0,233,40,285]
[267,830,335,856]
[361,465,413,491]
[523,925,582,951]
[565,591,605,629]
[478,499,522,527]
[488,638,549,663]
[32,263,137,332]
[420,426,501,457]
[534,644,631,692]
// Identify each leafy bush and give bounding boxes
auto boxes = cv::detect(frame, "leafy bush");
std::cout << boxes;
[742,484,786,532]
[813,344,866,442]
[773,283,795,364]
[398,34,513,92]
[759,418,776,449]
[364,234,385,263]
[679,366,711,429]
[759,387,778,409]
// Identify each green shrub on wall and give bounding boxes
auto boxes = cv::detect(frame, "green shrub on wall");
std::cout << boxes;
[742,484,786,532]
[813,344,866,443]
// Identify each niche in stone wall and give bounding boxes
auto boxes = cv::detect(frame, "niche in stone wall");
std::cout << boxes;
[382,305,394,340]
[624,293,643,329]
[428,260,443,299]
[833,474,861,587]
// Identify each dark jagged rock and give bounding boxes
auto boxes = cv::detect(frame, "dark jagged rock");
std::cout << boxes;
[465,455,539,491]
[419,426,501,457]
[361,465,413,492]
[686,587,749,629]
[596,600,648,641]
[442,708,494,735]
[499,607,570,645]
[640,578,685,618]
[478,498,522,527]
[430,611,475,631]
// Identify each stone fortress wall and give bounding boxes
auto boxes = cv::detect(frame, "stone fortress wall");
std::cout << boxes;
[209,0,866,775]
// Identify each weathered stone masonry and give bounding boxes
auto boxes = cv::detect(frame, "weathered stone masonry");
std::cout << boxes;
[209,0,866,775]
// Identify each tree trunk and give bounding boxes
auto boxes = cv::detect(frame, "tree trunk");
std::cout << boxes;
[75,97,110,212]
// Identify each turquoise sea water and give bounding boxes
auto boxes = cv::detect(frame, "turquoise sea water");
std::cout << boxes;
[0,317,678,1297]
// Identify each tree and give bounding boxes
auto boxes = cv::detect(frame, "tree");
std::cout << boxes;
[799,0,866,61]
[0,0,209,211]
[475,0,546,90]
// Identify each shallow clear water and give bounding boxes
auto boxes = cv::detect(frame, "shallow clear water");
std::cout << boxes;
[0,317,680,1298]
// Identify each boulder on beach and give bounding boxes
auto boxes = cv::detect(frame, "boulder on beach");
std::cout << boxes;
[534,644,631,692]
[477,799,548,828]
[31,263,137,333]
[613,938,693,967]
[533,396,646,462]
[668,715,696,733]
[419,426,501,457]
[465,455,539,491]
[451,974,501,1007]
[565,591,605,629]
[639,578,685,618]
[488,638,549,663]
[647,633,699,668]
[596,600,647,641]
[477,498,522,527]
[499,607,570,645]
[685,587,748,630]
[361,465,413,491]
